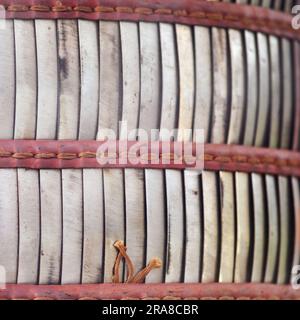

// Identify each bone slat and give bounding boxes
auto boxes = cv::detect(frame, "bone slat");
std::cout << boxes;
[36,20,61,285]
[227,29,248,284]
[292,41,300,278]
[57,20,82,284]
[242,30,266,283]
[202,27,228,283]
[14,20,40,284]
[78,20,103,284]
[0,20,18,284]
[175,25,200,283]
[277,38,294,284]
[264,33,281,284]
[98,21,124,283]
[147,22,177,283]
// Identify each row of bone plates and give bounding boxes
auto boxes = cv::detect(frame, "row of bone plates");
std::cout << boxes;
[220,0,297,12]
[0,13,299,285]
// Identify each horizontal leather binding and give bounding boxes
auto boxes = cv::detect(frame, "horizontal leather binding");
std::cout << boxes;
[0,0,299,40]
[0,283,299,300]
[0,140,299,176]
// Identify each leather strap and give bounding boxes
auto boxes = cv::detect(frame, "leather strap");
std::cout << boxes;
[0,140,299,177]
[0,0,299,41]
[0,283,299,300]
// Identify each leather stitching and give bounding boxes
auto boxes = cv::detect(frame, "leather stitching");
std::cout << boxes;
[0,151,299,168]
[2,4,298,39]
[1,283,299,300]
[0,140,299,176]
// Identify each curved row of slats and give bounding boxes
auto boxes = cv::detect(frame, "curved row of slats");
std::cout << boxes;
[0,19,298,285]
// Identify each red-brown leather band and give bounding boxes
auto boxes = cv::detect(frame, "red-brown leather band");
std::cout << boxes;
[0,0,299,41]
[0,283,299,300]
[0,140,299,177]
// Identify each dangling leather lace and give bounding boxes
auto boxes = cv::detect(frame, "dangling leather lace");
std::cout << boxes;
[112,240,162,283]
